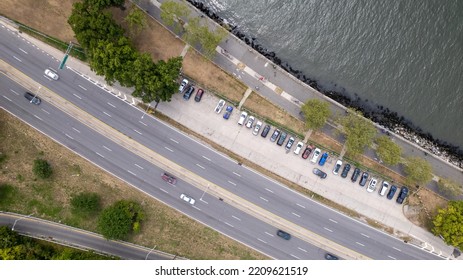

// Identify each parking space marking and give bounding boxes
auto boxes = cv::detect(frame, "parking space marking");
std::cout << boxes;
[65,133,74,140]
[41,109,50,114]
[296,203,306,209]
[78,85,87,91]
[103,111,111,117]
[202,156,211,161]
[3,95,12,101]
[170,138,179,144]
[73,93,82,99]
[323,227,333,232]
[13,55,22,62]
[107,102,116,108]
[265,188,274,193]
[387,255,396,260]
[257,238,267,244]
[356,242,365,247]
[290,254,301,260]
[164,147,173,152]
[360,233,370,238]
[233,172,241,177]
[134,164,144,170]
[329,219,338,224]
[228,181,236,186]
[392,247,402,252]
[159,188,168,194]
[139,121,147,126]
[18,48,28,54]
[103,145,112,151]
[10,89,19,95]
[95,152,105,158]
[133,129,142,135]
[297,247,307,253]
[259,197,268,202]
[265,232,274,237]
[127,170,137,176]
[292,212,301,218]
[232,215,241,221]
[196,164,205,169]
[72,127,81,133]
[34,115,43,121]
[225,222,234,228]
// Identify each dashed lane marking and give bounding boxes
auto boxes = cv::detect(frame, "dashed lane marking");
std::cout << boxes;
[95,152,105,158]
[192,206,201,211]
[127,170,137,176]
[361,233,370,238]
[41,109,50,114]
[257,238,267,244]
[265,232,274,237]
[329,219,338,223]
[265,188,274,193]
[296,203,306,209]
[134,164,144,170]
[164,147,173,152]
[233,172,241,177]
[103,146,112,151]
[10,89,19,95]
[290,254,300,260]
[139,121,147,126]
[388,256,396,260]
[225,222,234,228]
[228,181,236,186]
[292,212,301,218]
[170,138,179,144]
[323,227,333,232]
[232,216,241,221]
[78,85,87,91]
[392,247,402,252]
[259,197,268,202]
[196,164,205,169]
[65,133,74,140]
[13,55,21,62]
[133,129,142,135]
[298,247,307,253]
[202,156,211,161]
[72,127,81,133]
[159,188,168,194]
[73,93,82,99]
[34,115,43,121]
[18,48,28,54]
[3,95,12,101]
[103,111,111,117]
[356,242,365,247]
[107,102,116,108]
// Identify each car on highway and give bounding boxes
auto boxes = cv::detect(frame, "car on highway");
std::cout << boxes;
[180,193,195,205]
[318,152,329,166]
[179,79,188,92]
[245,116,255,128]
[261,124,271,138]
[302,145,314,159]
[341,163,351,178]
[215,99,226,114]
[44,68,59,80]
[276,230,291,240]
[293,141,304,155]
[366,178,378,192]
[285,137,295,150]
[277,131,287,146]
[238,111,248,125]
[379,181,389,196]
[313,168,327,179]
[223,106,233,119]
[310,148,321,163]
[270,129,280,142]
[161,172,176,185]
[359,171,369,186]
[194,88,204,102]
[183,85,195,100]
[253,121,262,136]
[324,253,339,260]
[396,186,409,204]
[351,167,361,182]
[24,92,41,105]
[387,185,398,200]
[333,160,342,175]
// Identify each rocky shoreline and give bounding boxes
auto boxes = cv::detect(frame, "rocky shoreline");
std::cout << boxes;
[187,0,463,170]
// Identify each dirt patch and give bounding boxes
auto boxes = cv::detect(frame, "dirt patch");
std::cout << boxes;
[309,130,343,154]
[405,187,448,231]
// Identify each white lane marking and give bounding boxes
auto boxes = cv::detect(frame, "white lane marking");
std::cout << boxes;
[134,164,144,170]
[41,109,50,114]
[159,188,168,194]
[329,219,338,224]
[170,138,179,144]
[202,155,211,161]
[139,121,147,126]
[201,199,208,204]
[290,254,301,260]
[65,133,74,140]
[103,111,111,117]
[72,127,81,133]
[164,147,173,152]
[228,180,236,186]
[361,233,370,238]
[265,188,274,193]
[356,242,365,247]
[196,164,205,169]
[43,75,52,81]
[19,48,28,54]
[232,215,241,221]
[265,232,274,237]
[78,85,87,91]
[127,170,137,176]
[292,212,301,218]
[257,238,267,244]
[192,206,201,211]
[34,115,43,121]
[296,203,306,209]
[323,227,333,232]
[233,172,241,177]
[103,145,112,151]
[10,89,19,95]
[259,197,268,202]
[95,152,105,158]
[225,222,234,228]
[133,129,142,135]
[107,102,116,108]
[298,247,307,253]
[13,55,22,62]
[3,95,12,101]
[73,93,82,99]
[388,255,396,260]
[392,247,402,252]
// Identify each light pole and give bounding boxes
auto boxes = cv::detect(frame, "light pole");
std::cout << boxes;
[145,244,157,260]
[12,213,34,231]
[200,187,209,201]
[141,104,151,119]
[31,86,41,103]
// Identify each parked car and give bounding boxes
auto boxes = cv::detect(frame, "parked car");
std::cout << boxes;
[387,185,398,200]
[313,168,327,179]
[261,124,271,138]
[396,186,409,204]
[276,131,287,146]
[276,230,291,240]
[161,172,176,185]
[293,142,304,155]
[285,137,295,150]
[183,85,195,100]
[366,178,378,192]
[238,111,248,125]
[318,152,329,166]
[24,92,41,105]
[310,148,321,163]
[359,172,369,186]
[324,253,339,260]
[341,163,351,178]
[194,88,204,102]
[302,145,314,159]
[253,121,263,136]
[180,193,195,205]
[270,129,280,142]
[44,68,59,80]
[351,168,361,182]
[179,79,188,92]
[223,106,233,119]
[379,181,390,196]
[245,116,255,128]
[333,160,342,175]
[214,99,226,114]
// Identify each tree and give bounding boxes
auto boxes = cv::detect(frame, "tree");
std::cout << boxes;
[98,200,144,240]
[301,99,331,131]
[33,159,52,179]
[375,136,402,165]
[125,6,147,36]
[71,192,102,216]
[339,109,377,157]
[197,25,228,59]
[160,0,190,32]
[437,178,462,199]
[432,201,463,250]
[404,156,433,186]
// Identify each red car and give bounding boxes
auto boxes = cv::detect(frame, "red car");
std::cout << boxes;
[161,172,177,185]
[194,88,204,102]
[301,145,314,159]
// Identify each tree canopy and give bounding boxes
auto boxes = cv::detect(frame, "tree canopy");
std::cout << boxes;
[339,109,377,157]
[160,0,190,32]
[437,178,462,199]
[432,201,463,250]
[301,99,331,131]
[375,135,402,166]
[404,156,433,186]
[98,200,144,240]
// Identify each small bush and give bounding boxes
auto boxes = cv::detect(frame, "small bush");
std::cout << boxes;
[33,159,53,179]
[0,184,17,207]
[71,192,101,215]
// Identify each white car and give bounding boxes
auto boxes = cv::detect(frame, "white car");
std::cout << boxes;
[310,148,321,163]
[245,116,255,128]
[293,141,304,155]
[332,160,343,175]
[379,181,389,196]
[180,193,195,205]
[44,69,59,80]
[238,111,248,125]
[366,178,378,193]
[253,121,262,136]
[179,79,188,92]
[214,99,226,114]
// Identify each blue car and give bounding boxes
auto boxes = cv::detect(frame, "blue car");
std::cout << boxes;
[223,106,233,119]
[318,152,329,166]
[387,185,398,200]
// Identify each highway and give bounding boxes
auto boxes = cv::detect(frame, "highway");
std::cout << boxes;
[0,23,442,260]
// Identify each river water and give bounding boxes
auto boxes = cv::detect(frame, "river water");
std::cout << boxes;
[196,0,463,150]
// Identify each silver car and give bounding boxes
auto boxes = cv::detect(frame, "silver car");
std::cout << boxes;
[44,69,59,80]
[180,194,195,205]
[215,99,226,114]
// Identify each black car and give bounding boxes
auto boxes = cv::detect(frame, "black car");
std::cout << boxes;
[351,168,361,182]
[183,86,195,100]
[276,132,287,146]
[276,230,291,240]
[194,88,204,102]
[396,186,409,204]
[24,92,41,105]
[313,168,327,179]
[261,124,271,138]
[270,129,280,142]
[341,163,351,178]
[359,172,369,187]
[324,253,339,260]
[387,185,398,200]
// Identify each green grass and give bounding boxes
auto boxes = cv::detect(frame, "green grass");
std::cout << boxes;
[0,184,18,207]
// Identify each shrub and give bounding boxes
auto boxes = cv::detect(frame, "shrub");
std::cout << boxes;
[33,159,53,179]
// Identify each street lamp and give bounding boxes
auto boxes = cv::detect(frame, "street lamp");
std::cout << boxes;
[31,86,41,103]
[200,187,209,201]
[12,213,34,231]
[145,244,157,260]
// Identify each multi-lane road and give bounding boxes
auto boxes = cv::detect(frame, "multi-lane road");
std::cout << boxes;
[0,22,442,260]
